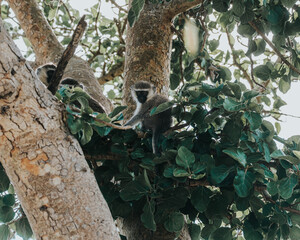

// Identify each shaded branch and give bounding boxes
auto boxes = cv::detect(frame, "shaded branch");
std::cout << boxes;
[69,106,131,131]
[109,0,128,13]
[7,0,63,63]
[255,186,300,215]
[249,21,300,75]
[226,29,254,89]
[263,110,300,119]
[164,0,204,19]
[98,61,124,84]
[48,15,87,94]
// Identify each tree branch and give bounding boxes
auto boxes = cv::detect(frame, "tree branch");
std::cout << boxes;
[109,0,128,13]
[164,0,204,19]
[98,61,124,84]
[255,186,300,215]
[7,0,63,63]
[48,15,87,94]
[69,106,131,131]
[226,29,254,89]
[249,21,300,76]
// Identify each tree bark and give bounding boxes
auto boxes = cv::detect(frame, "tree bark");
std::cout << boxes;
[0,18,120,240]
[7,0,113,113]
[123,0,204,117]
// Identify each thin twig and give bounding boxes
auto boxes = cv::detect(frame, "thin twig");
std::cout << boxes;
[249,55,267,90]
[48,15,87,94]
[225,29,254,89]
[249,21,300,75]
[109,0,128,13]
[263,110,300,119]
[69,106,131,130]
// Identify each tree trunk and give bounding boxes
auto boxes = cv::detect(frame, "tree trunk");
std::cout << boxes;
[121,1,203,239]
[0,18,120,240]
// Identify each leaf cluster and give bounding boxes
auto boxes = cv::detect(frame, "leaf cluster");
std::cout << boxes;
[0,164,33,240]
[52,73,300,239]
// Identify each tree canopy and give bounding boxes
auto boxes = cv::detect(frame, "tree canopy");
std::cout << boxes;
[1,0,300,239]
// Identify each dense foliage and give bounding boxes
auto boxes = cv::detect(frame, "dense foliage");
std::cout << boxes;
[1,0,300,239]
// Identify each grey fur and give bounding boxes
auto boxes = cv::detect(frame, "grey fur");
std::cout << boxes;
[125,81,172,154]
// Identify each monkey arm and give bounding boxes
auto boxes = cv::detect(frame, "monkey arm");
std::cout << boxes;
[124,99,154,126]
[124,114,141,126]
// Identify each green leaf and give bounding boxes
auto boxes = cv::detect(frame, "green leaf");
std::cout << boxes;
[212,0,230,12]
[273,98,287,109]
[209,39,220,52]
[267,181,278,196]
[281,224,290,240]
[191,187,212,212]
[243,90,259,101]
[281,0,297,8]
[120,175,150,201]
[234,169,255,197]
[131,148,145,159]
[223,98,246,112]
[0,224,10,240]
[227,82,242,99]
[127,8,136,27]
[176,146,195,169]
[80,123,93,145]
[150,101,173,115]
[232,0,245,16]
[263,142,271,162]
[0,171,10,193]
[209,227,232,240]
[170,73,180,90]
[253,65,271,81]
[141,200,156,231]
[0,206,15,223]
[173,168,190,177]
[210,165,234,184]
[2,195,14,207]
[48,9,56,20]
[132,0,145,18]
[243,221,263,240]
[278,174,298,199]
[108,106,127,118]
[290,225,300,240]
[202,83,224,97]
[160,187,189,210]
[244,111,262,130]
[189,224,201,240]
[253,39,266,56]
[164,212,184,233]
[237,24,256,38]
[68,117,83,135]
[223,148,247,167]
[128,0,145,26]
[279,79,291,93]
[15,217,33,240]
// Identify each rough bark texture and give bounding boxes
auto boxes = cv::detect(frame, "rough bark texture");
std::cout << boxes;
[123,2,173,117]
[123,0,203,117]
[7,0,113,113]
[0,19,120,240]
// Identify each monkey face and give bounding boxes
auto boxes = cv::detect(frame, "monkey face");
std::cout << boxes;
[36,64,56,85]
[135,91,148,103]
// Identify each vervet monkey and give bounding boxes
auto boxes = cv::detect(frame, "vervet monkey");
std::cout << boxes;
[36,63,104,113]
[125,81,172,154]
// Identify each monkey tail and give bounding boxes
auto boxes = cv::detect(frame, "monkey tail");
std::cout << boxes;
[152,129,160,155]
